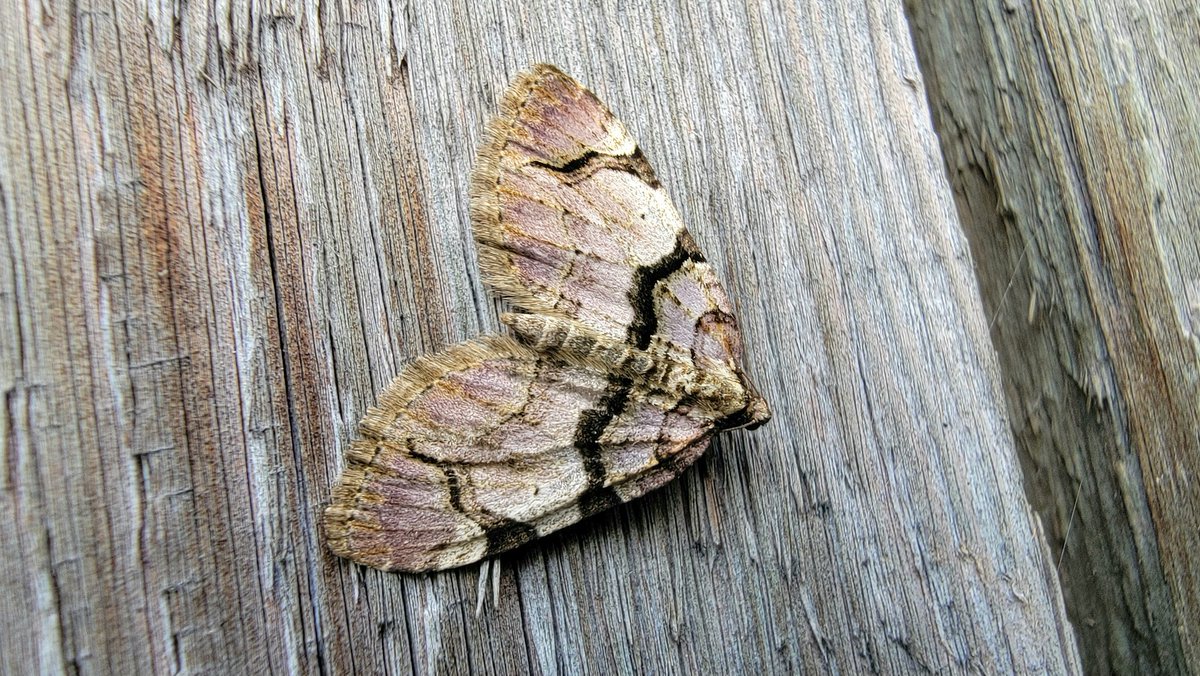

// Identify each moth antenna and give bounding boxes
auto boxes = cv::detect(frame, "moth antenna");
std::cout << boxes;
[989,236,1032,330]
[1057,480,1083,571]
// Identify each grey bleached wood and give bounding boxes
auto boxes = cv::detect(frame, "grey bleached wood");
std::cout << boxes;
[908,2,1200,673]
[0,0,1080,673]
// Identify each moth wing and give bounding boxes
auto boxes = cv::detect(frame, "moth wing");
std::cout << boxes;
[323,335,714,572]
[470,64,749,367]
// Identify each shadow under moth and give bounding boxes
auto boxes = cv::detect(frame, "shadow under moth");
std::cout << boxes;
[324,64,771,573]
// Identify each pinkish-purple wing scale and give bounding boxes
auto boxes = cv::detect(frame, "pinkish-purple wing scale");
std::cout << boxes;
[652,256,749,367]
[323,336,714,572]
[471,65,745,366]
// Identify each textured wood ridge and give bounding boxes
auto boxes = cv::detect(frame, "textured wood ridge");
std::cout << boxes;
[2,1,1083,674]
[908,2,1200,673]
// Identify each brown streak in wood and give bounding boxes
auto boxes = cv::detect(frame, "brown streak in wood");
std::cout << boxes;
[910,0,1199,672]
[1,1,1089,673]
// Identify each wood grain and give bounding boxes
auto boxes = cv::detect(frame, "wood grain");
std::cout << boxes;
[1,0,1081,673]
[908,2,1200,673]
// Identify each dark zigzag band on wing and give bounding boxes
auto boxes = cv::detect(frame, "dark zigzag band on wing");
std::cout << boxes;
[408,451,539,557]
[529,147,661,188]
[628,233,705,349]
[569,380,629,522]
[479,236,703,555]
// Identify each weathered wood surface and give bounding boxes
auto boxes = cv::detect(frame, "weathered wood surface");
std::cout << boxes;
[908,2,1200,673]
[1,1,1081,673]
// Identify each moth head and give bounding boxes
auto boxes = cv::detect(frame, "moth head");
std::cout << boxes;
[738,393,772,430]
[688,359,770,430]
[696,360,771,432]
[736,364,772,430]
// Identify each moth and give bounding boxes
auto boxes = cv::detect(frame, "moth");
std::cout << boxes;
[324,64,771,572]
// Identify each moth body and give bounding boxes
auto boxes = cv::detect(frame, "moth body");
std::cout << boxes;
[501,312,754,421]
[324,64,770,573]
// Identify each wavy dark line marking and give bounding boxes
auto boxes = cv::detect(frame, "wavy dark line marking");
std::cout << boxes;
[628,235,704,349]
[695,307,737,331]
[484,227,708,549]
[406,449,538,556]
[574,380,631,518]
[533,148,601,174]
[530,147,661,187]
[443,466,465,513]
[570,235,704,517]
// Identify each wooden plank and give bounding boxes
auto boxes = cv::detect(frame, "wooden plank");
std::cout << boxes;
[907,1,1200,673]
[0,0,1080,672]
